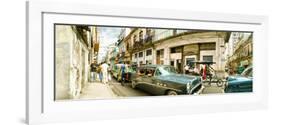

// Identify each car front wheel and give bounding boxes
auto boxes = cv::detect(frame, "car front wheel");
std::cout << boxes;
[167,90,178,96]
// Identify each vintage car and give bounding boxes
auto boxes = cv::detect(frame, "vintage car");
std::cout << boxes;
[111,64,136,82]
[131,65,202,95]
[224,66,253,93]
[111,64,122,79]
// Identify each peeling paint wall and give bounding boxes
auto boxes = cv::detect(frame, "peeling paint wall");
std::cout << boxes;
[55,25,90,100]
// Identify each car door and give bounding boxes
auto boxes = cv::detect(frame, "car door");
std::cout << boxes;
[141,68,158,94]
[134,67,148,91]
[148,68,165,95]
[240,69,253,92]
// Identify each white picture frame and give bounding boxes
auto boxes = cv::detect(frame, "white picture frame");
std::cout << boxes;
[26,1,268,124]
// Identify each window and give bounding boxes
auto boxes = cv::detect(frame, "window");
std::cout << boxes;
[203,56,213,62]
[157,49,164,58]
[155,69,162,76]
[160,50,164,58]
[133,35,137,42]
[135,53,138,59]
[145,68,155,76]
[139,52,143,57]
[138,68,145,74]
[139,31,143,42]
[146,28,151,36]
[126,41,130,50]
[145,29,152,43]
[170,47,182,53]
[186,58,195,68]
[171,48,176,53]
[146,49,152,56]
[170,61,174,66]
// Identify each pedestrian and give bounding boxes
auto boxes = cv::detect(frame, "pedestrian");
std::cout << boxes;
[120,62,126,86]
[90,63,97,82]
[184,65,189,74]
[101,62,109,84]
[237,64,245,74]
[97,64,103,83]
[108,64,112,83]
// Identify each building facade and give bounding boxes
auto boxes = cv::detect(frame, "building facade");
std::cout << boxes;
[128,28,230,73]
[226,32,253,73]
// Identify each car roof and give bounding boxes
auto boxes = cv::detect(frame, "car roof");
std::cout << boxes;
[191,61,216,64]
[139,64,172,68]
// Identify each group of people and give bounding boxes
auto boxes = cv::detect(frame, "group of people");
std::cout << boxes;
[184,64,200,75]
[184,64,211,80]
[90,62,111,84]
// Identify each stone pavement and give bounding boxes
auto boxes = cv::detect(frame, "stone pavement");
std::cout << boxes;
[78,82,117,100]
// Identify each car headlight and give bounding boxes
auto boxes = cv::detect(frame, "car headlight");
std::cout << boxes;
[186,82,191,90]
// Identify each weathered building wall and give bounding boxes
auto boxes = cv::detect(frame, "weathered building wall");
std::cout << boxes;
[55,25,90,100]
[55,25,73,100]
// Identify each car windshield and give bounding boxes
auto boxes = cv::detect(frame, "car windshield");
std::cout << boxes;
[156,66,177,76]
[241,66,252,77]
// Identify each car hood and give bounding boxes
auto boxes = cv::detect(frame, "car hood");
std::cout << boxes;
[227,75,252,84]
[157,74,198,85]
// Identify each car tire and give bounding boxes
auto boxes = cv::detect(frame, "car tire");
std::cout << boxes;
[216,79,224,87]
[167,90,178,96]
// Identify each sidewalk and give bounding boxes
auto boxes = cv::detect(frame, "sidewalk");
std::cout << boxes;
[78,82,117,100]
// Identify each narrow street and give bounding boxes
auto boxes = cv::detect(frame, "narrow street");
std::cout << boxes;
[78,77,224,99]
[55,25,251,100]
[201,83,225,94]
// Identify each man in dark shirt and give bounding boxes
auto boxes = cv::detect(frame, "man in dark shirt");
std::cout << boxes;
[90,63,97,82]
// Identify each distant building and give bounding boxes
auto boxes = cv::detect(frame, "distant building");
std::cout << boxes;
[227,32,253,72]
[115,28,132,64]
[91,27,99,64]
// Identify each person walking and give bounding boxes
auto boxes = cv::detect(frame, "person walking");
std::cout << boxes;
[97,64,103,83]
[90,63,97,82]
[108,64,112,83]
[101,62,109,84]
[184,65,189,74]
[120,62,126,86]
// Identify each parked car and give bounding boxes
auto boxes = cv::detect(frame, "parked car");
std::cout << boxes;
[111,64,121,79]
[224,66,253,93]
[111,64,136,82]
[131,65,202,95]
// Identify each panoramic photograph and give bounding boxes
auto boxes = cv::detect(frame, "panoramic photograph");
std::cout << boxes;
[55,24,253,100]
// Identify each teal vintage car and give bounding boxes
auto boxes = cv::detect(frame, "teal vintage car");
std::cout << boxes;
[111,64,122,80]
[111,64,136,82]
[224,66,253,93]
[131,65,202,95]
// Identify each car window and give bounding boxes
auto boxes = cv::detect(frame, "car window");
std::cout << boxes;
[248,70,253,77]
[155,69,162,76]
[156,66,177,76]
[145,68,155,76]
[241,67,252,77]
[139,68,145,74]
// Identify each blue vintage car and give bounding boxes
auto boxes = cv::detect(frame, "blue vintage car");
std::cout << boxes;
[131,65,202,95]
[224,66,253,93]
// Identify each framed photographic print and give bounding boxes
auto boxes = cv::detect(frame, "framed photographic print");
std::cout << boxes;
[26,1,268,124]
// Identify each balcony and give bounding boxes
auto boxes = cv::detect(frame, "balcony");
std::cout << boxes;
[133,41,143,50]
[144,35,153,45]
[74,26,90,46]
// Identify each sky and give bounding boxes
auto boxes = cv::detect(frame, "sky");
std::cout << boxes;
[97,26,122,63]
